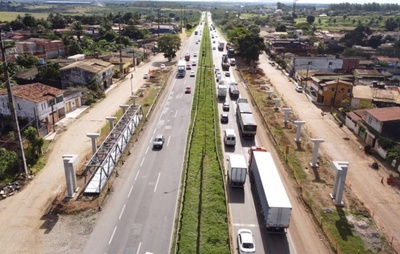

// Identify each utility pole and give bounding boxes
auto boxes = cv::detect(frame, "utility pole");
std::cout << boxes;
[0,30,28,174]
[157,9,161,39]
[119,14,123,77]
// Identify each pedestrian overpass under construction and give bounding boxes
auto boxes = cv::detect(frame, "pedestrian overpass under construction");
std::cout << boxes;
[83,104,143,195]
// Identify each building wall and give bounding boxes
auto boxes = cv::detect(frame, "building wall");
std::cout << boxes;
[15,41,36,54]
[292,57,343,73]
[365,113,383,133]
[319,82,352,107]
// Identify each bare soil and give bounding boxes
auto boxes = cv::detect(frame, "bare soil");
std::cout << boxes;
[236,57,395,253]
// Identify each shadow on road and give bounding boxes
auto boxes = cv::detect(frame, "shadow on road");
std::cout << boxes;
[39,213,59,234]
[227,186,245,203]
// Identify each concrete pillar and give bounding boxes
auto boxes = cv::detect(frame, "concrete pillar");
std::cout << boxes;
[310,138,324,168]
[87,133,100,155]
[282,108,292,127]
[330,161,349,206]
[273,98,281,111]
[106,117,117,130]
[62,154,79,198]
[120,105,129,114]
[294,120,305,143]
[131,95,138,106]
[266,90,274,99]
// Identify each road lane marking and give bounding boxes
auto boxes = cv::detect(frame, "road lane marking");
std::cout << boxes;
[119,204,126,220]
[136,242,141,254]
[140,157,145,167]
[174,110,178,118]
[108,226,117,244]
[154,172,161,192]
[167,136,171,146]
[135,170,140,181]
[145,146,149,154]
[128,185,133,198]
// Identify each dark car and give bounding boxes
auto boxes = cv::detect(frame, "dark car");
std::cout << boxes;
[220,113,229,123]
[222,102,230,112]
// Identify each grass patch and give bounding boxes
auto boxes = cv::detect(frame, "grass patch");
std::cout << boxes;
[0,12,49,22]
[174,22,230,254]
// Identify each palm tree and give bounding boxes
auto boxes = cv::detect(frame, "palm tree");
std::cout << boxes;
[71,21,83,42]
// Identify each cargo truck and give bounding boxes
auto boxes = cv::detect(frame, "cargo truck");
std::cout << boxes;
[236,100,256,139]
[218,41,225,51]
[248,147,292,233]
[227,154,247,187]
[221,54,230,71]
[217,83,228,99]
[177,60,186,78]
[185,53,190,61]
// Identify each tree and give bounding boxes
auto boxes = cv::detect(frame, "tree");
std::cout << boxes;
[23,126,44,160]
[275,23,286,32]
[237,34,266,64]
[158,34,181,61]
[71,21,83,42]
[22,14,36,28]
[0,148,18,180]
[39,62,60,80]
[16,54,38,68]
[306,15,315,25]
[248,25,260,35]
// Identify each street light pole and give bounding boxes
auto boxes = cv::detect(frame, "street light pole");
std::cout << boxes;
[130,74,133,95]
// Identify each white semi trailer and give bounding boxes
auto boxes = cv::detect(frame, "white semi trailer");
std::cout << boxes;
[248,147,292,233]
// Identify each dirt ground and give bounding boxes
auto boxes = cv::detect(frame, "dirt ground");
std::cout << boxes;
[236,58,395,253]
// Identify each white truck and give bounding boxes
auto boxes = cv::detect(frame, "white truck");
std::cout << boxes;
[236,100,257,139]
[177,60,186,78]
[227,154,247,187]
[217,81,228,99]
[248,147,292,233]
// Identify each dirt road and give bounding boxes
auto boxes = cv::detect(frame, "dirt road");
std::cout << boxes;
[257,53,400,252]
[0,54,168,254]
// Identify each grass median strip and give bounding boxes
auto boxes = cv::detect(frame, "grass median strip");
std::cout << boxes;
[174,23,230,254]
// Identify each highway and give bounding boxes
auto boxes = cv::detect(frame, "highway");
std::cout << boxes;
[83,22,204,254]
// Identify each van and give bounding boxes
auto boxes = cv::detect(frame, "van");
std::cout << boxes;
[224,129,236,146]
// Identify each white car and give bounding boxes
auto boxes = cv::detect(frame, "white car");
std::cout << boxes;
[193,53,197,57]
[160,64,165,69]
[190,71,195,77]
[237,229,255,254]
[295,86,303,93]
[143,73,148,79]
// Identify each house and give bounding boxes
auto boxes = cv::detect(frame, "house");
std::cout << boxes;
[15,38,66,59]
[353,68,387,85]
[0,83,65,136]
[351,85,373,109]
[63,90,82,113]
[60,59,113,90]
[345,107,400,159]
[307,76,353,107]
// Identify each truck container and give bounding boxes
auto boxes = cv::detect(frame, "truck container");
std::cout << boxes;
[237,113,257,139]
[218,41,225,51]
[228,154,247,187]
[221,54,230,71]
[185,53,190,61]
[177,60,186,78]
[217,83,228,99]
[248,147,292,233]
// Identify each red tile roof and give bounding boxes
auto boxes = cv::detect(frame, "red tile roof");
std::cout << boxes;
[0,83,63,103]
[366,107,400,122]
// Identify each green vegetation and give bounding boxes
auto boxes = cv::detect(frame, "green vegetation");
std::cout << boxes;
[174,23,229,254]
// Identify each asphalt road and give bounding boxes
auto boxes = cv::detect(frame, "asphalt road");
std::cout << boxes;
[82,23,204,254]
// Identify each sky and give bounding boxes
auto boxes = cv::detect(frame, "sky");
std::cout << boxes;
[292,0,399,3]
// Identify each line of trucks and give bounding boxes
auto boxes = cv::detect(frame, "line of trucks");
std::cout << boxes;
[227,147,292,233]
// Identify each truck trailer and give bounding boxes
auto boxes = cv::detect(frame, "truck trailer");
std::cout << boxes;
[177,60,186,78]
[228,154,247,187]
[248,147,292,233]
[218,41,225,51]
[236,100,256,139]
